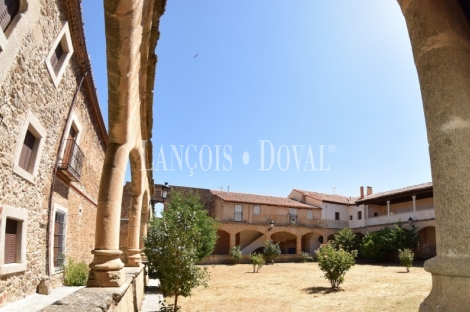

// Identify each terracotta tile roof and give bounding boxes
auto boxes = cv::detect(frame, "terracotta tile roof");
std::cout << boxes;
[355,182,433,204]
[211,190,320,209]
[293,189,358,205]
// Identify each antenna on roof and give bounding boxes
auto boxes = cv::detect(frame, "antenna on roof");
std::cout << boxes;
[332,187,336,194]
[227,186,230,195]
[220,186,223,192]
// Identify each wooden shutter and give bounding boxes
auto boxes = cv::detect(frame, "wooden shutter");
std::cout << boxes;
[4,219,17,264]
[50,43,64,75]
[19,130,35,171]
[0,0,20,32]
[63,127,77,164]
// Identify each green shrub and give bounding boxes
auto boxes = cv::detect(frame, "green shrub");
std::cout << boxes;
[229,245,243,264]
[360,225,419,261]
[316,244,357,289]
[331,228,360,253]
[399,249,414,272]
[250,253,265,273]
[301,251,313,263]
[62,257,89,286]
[263,240,281,264]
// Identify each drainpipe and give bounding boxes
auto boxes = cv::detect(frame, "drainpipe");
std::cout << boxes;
[45,72,88,276]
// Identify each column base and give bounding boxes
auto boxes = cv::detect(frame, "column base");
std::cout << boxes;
[87,249,125,287]
[420,256,470,312]
[126,249,142,267]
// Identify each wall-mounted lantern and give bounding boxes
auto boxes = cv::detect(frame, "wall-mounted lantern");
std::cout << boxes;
[150,182,171,207]
[268,219,274,231]
[408,217,415,228]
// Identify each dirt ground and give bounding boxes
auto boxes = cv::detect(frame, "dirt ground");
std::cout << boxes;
[167,262,432,312]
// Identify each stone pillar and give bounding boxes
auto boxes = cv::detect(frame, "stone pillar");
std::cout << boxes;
[398,0,470,310]
[387,201,390,217]
[229,232,236,250]
[126,194,143,266]
[88,143,128,287]
[296,236,302,255]
[412,195,417,217]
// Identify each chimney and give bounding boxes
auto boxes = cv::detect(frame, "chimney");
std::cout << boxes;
[367,186,373,196]
[227,186,230,195]
[360,186,364,199]
[302,195,306,203]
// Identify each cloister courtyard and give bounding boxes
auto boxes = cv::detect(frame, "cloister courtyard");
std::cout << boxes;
[168,262,431,312]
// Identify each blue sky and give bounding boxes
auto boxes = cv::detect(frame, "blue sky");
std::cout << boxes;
[82,1,431,199]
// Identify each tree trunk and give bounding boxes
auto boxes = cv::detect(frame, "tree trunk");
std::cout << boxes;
[174,294,179,312]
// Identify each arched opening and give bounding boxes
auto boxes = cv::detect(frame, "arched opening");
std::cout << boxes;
[327,234,335,242]
[302,232,322,254]
[415,226,436,261]
[213,229,230,255]
[271,231,297,254]
[154,202,164,218]
[236,230,265,255]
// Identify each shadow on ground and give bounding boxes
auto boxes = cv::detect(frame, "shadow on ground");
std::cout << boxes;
[302,286,344,295]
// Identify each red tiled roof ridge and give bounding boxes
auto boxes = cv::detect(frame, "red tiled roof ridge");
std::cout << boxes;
[211,190,320,209]
[292,189,357,205]
[356,182,433,202]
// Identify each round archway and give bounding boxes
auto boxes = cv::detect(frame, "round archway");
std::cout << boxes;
[213,229,230,255]
[271,231,297,254]
[302,232,322,254]
[415,226,436,260]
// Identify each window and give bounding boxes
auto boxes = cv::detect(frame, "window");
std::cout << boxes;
[0,205,27,275]
[253,205,260,215]
[234,205,242,222]
[53,210,66,271]
[374,212,378,217]
[335,212,340,220]
[0,0,20,33]
[13,111,47,184]
[358,211,362,220]
[350,215,353,220]
[307,210,313,219]
[45,22,74,87]
[289,208,297,216]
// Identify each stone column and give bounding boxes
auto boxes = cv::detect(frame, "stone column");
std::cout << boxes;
[126,194,143,266]
[229,232,236,250]
[88,143,128,287]
[387,201,390,217]
[412,195,417,218]
[398,0,470,310]
[296,236,302,255]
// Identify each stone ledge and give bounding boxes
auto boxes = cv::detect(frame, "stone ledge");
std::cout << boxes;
[40,266,144,312]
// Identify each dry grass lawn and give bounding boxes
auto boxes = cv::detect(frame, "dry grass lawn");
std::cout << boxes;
[168,262,431,312]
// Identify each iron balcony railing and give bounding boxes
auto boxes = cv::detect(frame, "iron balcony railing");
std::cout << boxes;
[57,139,84,182]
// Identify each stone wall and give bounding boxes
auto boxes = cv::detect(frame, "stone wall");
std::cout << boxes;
[153,184,214,216]
[0,0,105,306]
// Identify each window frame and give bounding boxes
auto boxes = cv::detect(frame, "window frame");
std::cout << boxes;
[0,0,27,52]
[358,211,362,220]
[0,204,28,275]
[234,204,243,222]
[335,212,340,220]
[307,210,313,219]
[253,205,260,215]
[45,22,74,88]
[13,111,47,184]
[51,204,67,274]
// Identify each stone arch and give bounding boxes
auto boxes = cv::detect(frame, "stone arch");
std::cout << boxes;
[214,229,230,255]
[302,232,323,254]
[415,226,436,261]
[236,230,266,255]
[327,234,335,242]
[271,231,297,254]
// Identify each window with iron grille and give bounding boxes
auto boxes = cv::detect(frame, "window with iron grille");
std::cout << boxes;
[0,0,20,32]
[234,205,242,222]
[53,211,66,271]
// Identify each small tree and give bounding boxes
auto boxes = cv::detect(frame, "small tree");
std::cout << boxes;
[250,253,265,273]
[229,245,243,264]
[144,191,211,312]
[316,243,357,289]
[331,228,360,253]
[194,207,219,262]
[263,240,281,264]
[399,249,414,272]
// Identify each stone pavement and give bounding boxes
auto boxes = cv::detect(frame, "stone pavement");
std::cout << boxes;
[142,279,163,312]
[1,286,84,312]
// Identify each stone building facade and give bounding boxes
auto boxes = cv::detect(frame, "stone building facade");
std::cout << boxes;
[0,0,106,306]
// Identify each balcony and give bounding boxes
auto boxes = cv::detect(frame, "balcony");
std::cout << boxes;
[57,139,84,182]
[218,213,349,229]
[365,208,435,227]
